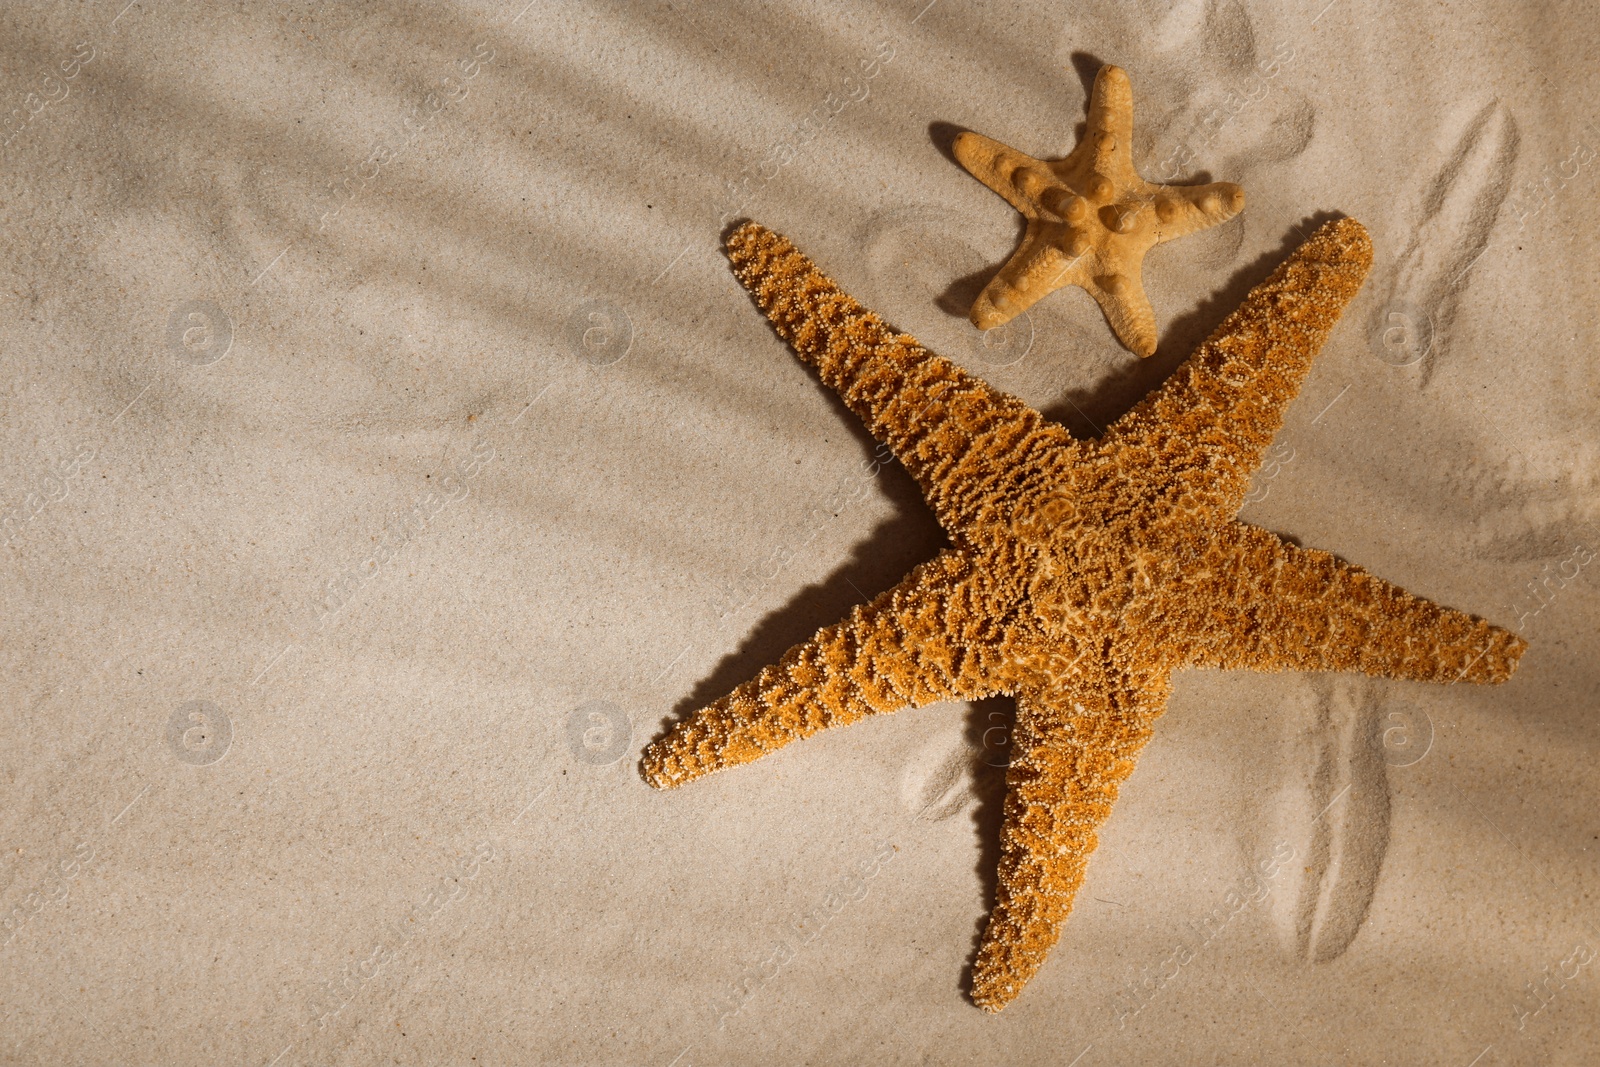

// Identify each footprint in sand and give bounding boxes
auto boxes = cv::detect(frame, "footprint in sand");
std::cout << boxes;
[899,705,1012,823]
[1340,89,1597,565]
[1257,676,1398,963]
[901,725,979,823]
[1369,97,1519,386]
[1126,0,1317,268]
[1367,98,1599,563]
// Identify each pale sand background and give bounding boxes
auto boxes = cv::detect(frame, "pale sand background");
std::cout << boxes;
[2,1,1597,1063]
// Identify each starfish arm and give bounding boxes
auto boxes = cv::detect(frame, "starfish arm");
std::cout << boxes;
[1102,217,1373,518]
[641,550,1011,788]
[1084,266,1159,358]
[1179,522,1527,683]
[970,223,1084,331]
[970,663,1173,1012]
[1084,64,1136,156]
[725,222,1074,538]
[1146,180,1247,243]
[952,131,1050,217]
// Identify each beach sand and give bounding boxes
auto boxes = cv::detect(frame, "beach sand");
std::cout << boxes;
[1,1,1596,1063]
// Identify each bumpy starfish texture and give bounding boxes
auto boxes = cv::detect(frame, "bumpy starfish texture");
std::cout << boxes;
[642,218,1526,1012]
[955,64,1245,356]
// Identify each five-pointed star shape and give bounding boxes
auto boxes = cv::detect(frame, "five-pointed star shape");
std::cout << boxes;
[955,63,1245,356]
[641,217,1526,1012]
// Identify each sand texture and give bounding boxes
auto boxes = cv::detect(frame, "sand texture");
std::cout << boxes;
[1,1,1597,1064]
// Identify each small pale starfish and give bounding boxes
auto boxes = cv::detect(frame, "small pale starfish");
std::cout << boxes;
[955,64,1244,356]
[642,218,1526,1012]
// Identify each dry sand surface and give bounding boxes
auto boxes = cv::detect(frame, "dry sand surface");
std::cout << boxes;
[2,1,1597,1064]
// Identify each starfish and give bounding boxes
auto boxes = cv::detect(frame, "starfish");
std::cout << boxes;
[642,217,1526,1012]
[954,64,1245,356]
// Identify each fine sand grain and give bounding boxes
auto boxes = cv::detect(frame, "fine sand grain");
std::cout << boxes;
[1,1,1595,1064]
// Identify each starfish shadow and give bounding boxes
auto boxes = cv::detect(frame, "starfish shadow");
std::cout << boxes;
[1032,212,1353,436]
[658,245,951,731]
[926,119,1006,319]
[661,487,945,731]
[1158,210,1351,362]
[957,694,1013,1001]
[1067,51,1104,104]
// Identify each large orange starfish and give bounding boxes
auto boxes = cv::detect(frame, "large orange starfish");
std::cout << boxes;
[642,218,1526,1012]
[954,64,1245,356]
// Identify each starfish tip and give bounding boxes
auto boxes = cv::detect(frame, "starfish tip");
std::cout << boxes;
[951,130,992,175]
[1484,629,1529,683]
[637,746,678,789]
[724,219,770,256]
[723,220,794,283]
[970,977,1015,1014]
[1096,63,1130,90]
[970,301,1009,332]
[1326,215,1373,265]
